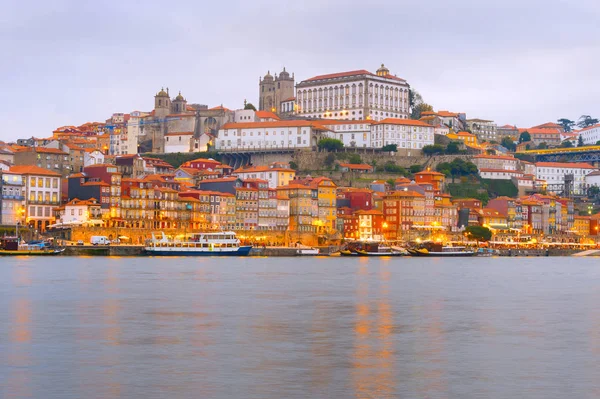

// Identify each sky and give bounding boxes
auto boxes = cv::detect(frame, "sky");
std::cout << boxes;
[1,0,599,142]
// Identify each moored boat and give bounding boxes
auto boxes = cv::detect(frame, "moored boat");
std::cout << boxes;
[408,242,475,257]
[144,231,252,256]
[0,237,64,256]
[296,247,320,256]
[339,241,404,257]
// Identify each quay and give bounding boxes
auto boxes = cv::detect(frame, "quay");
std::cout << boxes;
[54,245,592,257]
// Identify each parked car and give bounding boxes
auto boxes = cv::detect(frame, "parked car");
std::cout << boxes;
[76,240,84,246]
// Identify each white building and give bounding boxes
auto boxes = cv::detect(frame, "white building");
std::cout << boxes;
[479,168,524,180]
[232,164,296,189]
[126,111,150,154]
[535,162,597,195]
[577,124,600,145]
[321,120,375,148]
[585,170,600,189]
[215,121,330,151]
[466,119,498,141]
[10,165,61,231]
[84,150,105,167]
[295,64,410,122]
[473,154,520,171]
[164,132,193,153]
[371,118,434,150]
[57,198,102,226]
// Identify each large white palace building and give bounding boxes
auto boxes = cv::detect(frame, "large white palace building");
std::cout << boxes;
[295,64,410,121]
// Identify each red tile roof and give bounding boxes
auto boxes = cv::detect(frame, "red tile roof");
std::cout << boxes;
[9,165,61,176]
[304,70,373,82]
[255,111,281,120]
[536,162,596,169]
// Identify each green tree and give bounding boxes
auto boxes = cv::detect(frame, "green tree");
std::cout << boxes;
[381,144,398,152]
[409,164,423,174]
[525,144,531,150]
[588,186,600,198]
[244,102,257,111]
[289,161,298,170]
[557,118,575,132]
[348,153,362,164]
[445,141,460,154]
[436,162,452,177]
[578,135,584,147]
[537,142,548,149]
[411,103,433,120]
[465,226,492,242]
[384,162,407,174]
[422,144,445,155]
[318,138,344,152]
[561,141,574,148]
[519,131,531,143]
[501,136,516,151]
[577,115,599,128]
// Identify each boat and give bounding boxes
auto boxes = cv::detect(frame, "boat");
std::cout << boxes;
[0,237,65,256]
[408,242,475,257]
[339,241,404,257]
[144,231,252,256]
[296,247,320,256]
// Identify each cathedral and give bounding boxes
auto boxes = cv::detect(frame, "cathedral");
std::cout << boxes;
[258,68,295,114]
[153,88,189,119]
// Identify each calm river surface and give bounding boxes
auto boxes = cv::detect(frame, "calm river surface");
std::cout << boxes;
[1,256,600,398]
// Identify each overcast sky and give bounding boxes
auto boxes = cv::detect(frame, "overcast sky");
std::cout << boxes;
[1,0,599,141]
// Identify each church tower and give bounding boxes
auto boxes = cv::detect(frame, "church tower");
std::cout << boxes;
[258,68,295,113]
[154,88,171,119]
[275,67,294,113]
[259,71,275,112]
[171,91,187,113]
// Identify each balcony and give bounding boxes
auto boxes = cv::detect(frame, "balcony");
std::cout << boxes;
[28,200,60,205]
[2,195,25,200]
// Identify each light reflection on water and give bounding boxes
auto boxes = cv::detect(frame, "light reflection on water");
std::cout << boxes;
[1,256,600,398]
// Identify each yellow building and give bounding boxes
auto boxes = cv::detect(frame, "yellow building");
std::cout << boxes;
[308,177,337,232]
[447,131,478,146]
[574,216,590,236]
[478,208,508,229]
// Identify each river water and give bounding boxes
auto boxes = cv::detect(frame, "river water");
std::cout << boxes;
[1,256,599,398]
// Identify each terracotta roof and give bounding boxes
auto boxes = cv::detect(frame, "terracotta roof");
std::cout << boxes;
[9,165,61,176]
[198,177,239,183]
[338,163,373,170]
[378,118,433,127]
[15,147,68,155]
[208,105,230,111]
[518,128,561,135]
[384,190,425,198]
[255,111,281,120]
[536,162,596,169]
[479,168,523,174]
[320,119,375,126]
[183,158,221,164]
[282,97,296,102]
[577,123,600,133]
[437,111,459,117]
[303,70,373,82]
[474,154,517,161]
[479,208,507,217]
[415,170,445,177]
[234,165,294,174]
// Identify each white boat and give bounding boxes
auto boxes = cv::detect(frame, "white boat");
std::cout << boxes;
[296,247,320,256]
[144,231,252,256]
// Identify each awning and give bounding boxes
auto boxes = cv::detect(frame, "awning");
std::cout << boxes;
[118,235,130,240]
